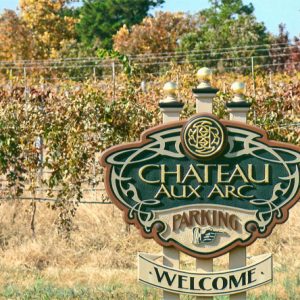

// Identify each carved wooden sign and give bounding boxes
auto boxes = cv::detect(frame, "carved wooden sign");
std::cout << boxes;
[100,114,300,259]
[138,253,272,296]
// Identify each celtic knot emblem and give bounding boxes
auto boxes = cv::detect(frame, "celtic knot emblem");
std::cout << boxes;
[182,116,227,159]
[188,120,221,155]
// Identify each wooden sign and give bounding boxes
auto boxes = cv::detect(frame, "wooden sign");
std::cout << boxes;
[138,253,272,296]
[100,114,300,259]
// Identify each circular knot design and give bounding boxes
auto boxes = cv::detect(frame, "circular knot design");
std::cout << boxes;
[182,116,227,159]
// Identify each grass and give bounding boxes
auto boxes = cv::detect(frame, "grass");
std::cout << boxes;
[0,278,297,300]
[0,201,299,299]
[1,281,90,300]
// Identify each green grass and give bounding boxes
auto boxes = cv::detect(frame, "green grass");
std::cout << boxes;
[283,275,300,300]
[0,279,160,300]
[0,269,299,300]
[1,280,90,300]
[0,279,290,300]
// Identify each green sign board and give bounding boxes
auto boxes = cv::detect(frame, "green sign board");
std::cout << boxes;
[100,114,300,258]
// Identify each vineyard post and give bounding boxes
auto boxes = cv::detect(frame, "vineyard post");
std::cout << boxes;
[39,83,45,183]
[23,66,27,83]
[269,71,273,89]
[9,69,13,91]
[23,66,28,98]
[112,61,116,101]
[251,57,256,96]
[193,67,219,300]
[226,81,251,300]
[159,81,184,300]
[93,67,96,83]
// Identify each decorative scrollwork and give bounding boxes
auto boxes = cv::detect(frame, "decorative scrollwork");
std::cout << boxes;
[106,126,300,234]
[101,119,300,257]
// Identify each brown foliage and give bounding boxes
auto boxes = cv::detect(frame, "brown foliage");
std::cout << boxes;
[113,12,195,55]
[0,10,32,61]
[269,24,300,71]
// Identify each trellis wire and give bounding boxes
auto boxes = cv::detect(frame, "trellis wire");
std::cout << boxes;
[0,50,294,70]
[0,42,295,65]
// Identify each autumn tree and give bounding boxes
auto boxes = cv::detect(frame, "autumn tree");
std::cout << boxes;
[76,0,165,49]
[19,0,77,59]
[0,9,32,61]
[113,12,195,55]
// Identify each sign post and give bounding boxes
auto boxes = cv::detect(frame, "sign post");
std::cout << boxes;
[227,81,252,300]
[100,68,300,299]
[193,67,218,300]
[159,82,183,300]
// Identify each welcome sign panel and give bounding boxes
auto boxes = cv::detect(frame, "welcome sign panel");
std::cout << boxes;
[138,253,273,296]
[101,114,300,258]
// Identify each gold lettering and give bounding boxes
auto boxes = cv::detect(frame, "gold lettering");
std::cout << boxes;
[217,164,230,183]
[197,164,216,183]
[161,164,181,184]
[138,164,160,184]
[208,184,225,198]
[225,185,239,198]
[228,165,249,183]
[171,186,187,199]
[187,185,201,198]
[154,184,171,198]
[237,185,255,199]
[182,165,203,184]
[248,164,270,184]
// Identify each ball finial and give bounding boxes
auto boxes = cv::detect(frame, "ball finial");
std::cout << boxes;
[231,81,246,103]
[231,82,245,95]
[160,81,178,104]
[196,67,212,88]
[197,67,212,81]
[163,82,177,96]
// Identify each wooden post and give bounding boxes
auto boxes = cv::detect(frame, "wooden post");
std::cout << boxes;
[112,62,116,101]
[163,247,180,300]
[229,247,247,300]
[227,82,251,300]
[159,82,183,124]
[159,82,183,300]
[93,67,96,83]
[193,67,218,300]
[193,68,219,115]
[251,57,256,98]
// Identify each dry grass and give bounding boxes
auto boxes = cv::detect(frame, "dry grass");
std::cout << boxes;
[0,200,299,299]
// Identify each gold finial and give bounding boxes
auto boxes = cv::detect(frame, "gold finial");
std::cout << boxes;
[160,82,178,103]
[197,67,212,88]
[163,82,177,95]
[231,81,245,95]
[231,81,246,102]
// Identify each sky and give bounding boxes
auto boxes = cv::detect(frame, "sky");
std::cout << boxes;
[0,0,299,38]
